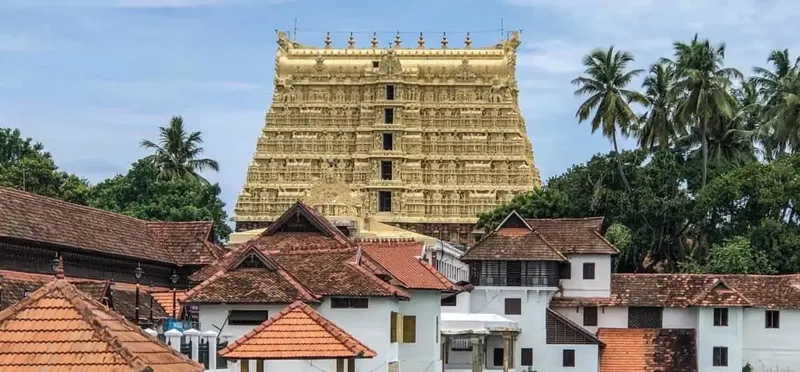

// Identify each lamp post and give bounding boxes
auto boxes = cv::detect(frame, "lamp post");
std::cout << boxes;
[134,263,143,324]
[149,281,154,325]
[170,271,179,319]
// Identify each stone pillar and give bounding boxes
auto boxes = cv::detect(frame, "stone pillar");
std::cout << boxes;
[470,336,485,372]
[441,335,448,372]
[184,328,200,362]
[202,330,218,372]
[164,329,182,352]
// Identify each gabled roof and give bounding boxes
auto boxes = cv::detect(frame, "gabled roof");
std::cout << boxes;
[525,217,619,255]
[0,269,168,321]
[183,247,319,304]
[546,309,604,346]
[261,201,350,245]
[219,301,376,360]
[0,279,203,371]
[0,187,223,266]
[551,274,800,309]
[688,279,753,307]
[598,328,697,372]
[462,212,567,262]
[361,239,453,291]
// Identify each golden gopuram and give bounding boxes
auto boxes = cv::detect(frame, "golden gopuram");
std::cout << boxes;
[234,30,542,245]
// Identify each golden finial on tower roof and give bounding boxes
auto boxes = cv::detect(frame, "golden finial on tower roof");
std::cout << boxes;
[348,32,355,49]
[417,32,425,48]
[371,32,378,48]
[465,32,472,48]
[324,32,331,49]
[394,32,402,48]
[441,32,448,49]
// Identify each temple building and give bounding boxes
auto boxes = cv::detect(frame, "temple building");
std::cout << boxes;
[234,30,541,244]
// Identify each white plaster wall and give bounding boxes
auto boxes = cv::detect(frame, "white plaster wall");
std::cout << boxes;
[552,306,627,334]
[742,308,800,371]
[468,286,555,371]
[398,290,443,372]
[540,345,599,372]
[663,307,697,328]
[560,255,612,298]
[442,291,472,314]
[197,298,401,372]
[697,307,743,372]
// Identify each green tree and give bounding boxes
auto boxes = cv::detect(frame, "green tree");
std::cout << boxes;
[670,35,742,187]
[89,159,232,242]
[0,128,91,204]
[637,62,682,150]
[572,46,647,189]
[681,236,775,274]
[140,116,220,183]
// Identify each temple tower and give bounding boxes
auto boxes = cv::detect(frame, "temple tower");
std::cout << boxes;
[234,31,541,244]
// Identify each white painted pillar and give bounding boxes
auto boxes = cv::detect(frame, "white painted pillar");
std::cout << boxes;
[164,329,182,352]
[184,328,200,362]
[202,330,218,371]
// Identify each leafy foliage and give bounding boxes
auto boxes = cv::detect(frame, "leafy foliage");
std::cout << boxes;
[89,159,232,242]
[0,128,91,204]
[140,116,220,183]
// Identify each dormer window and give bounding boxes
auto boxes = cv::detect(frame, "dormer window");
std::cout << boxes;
[239,253,267,269]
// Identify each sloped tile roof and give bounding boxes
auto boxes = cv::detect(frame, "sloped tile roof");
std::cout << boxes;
[260,202,351,245]
[0,187,223,266]
[150,290,187,317]
[360,239,453,291]
[526,217,619,255]
[0,279,203,371]
[219,301,376,360]
[546,309,604,346]
[147,221,225,266]
[598,328,697,372]
[550,274,800,309]
[0,270,168,321]
[461,227,567,262]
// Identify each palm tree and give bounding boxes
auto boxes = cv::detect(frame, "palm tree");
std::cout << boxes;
[572,46,647,189]
[669,34,742,187]
[752,49,799,104]
[753,49,800,156]
[140,116,219,182]
[637,62,683,150]
[763,70,800,153]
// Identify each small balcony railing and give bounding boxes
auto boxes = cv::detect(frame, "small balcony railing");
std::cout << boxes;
[470,275,558,287]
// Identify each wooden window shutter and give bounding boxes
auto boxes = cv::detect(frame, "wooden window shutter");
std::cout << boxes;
[521,348,533,366]
[403,315,417,343]
[390,311,397,343]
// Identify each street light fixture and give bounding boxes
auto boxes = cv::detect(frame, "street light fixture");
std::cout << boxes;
[50,253,60,275]
[170,271,179,319]
[134,263,143,325]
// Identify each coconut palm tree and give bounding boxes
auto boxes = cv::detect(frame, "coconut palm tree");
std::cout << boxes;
[572,46,647,189]
[763,70,800,153]
[140,116,219,182]
[637,62,683,151]
[753,49,800,155]
[669,34,742,187]
[752,49,800,105]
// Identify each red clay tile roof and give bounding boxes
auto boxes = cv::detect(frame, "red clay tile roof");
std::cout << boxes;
[598,328,697,372]
[0,187,223,266]
[0,270,168,321]
[261,202,351,245]
[150,290,187,317]
[551,274,800,309]
[0,279,203,371]
[361,239,453,291]
[219,301,376,360]
[462,227,567,262]
[526,217,619,255]
[147,221,225,266]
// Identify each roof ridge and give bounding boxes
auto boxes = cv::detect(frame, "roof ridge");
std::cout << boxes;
[531,230,569,262]
[687,278,753,307]
[592,230,621,255]
[345,261,410,299]
[183,269,227,303]
[525,216,605,221]
[0,187,151,226]
[417,258,455,290]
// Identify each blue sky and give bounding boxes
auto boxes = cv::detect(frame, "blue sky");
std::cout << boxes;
[2,0,798,218]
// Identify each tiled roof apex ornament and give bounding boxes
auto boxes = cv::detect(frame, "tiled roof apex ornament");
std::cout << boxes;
[324,32,331,49]
[441,32,448,48]
[370,32,378,48]
[417,32,425,48]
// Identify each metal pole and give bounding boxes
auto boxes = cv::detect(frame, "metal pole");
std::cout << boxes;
[172,287,177,319]
[149,282,154,324]
[135,280,140,324]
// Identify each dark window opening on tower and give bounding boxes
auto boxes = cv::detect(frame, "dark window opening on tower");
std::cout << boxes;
[384,108,394,124]
[383,133,393,150]
[378,191,392,212]
[381,161,392,180]
[372,61,380,69]
[386,85,395,100]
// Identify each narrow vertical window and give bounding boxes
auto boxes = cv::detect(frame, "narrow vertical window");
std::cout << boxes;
[712,347,728,366]
[384,108,394,124]
[386,85,395,100]
[563,349,575,367]
[582,263,595,279]
[583,307,598,326]
[766,310,780,329]
[382,133,393,150]
[378,191,392,212]
[713,308,728,326]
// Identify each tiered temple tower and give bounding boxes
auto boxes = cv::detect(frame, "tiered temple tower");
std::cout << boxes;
[234,31,541,244]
